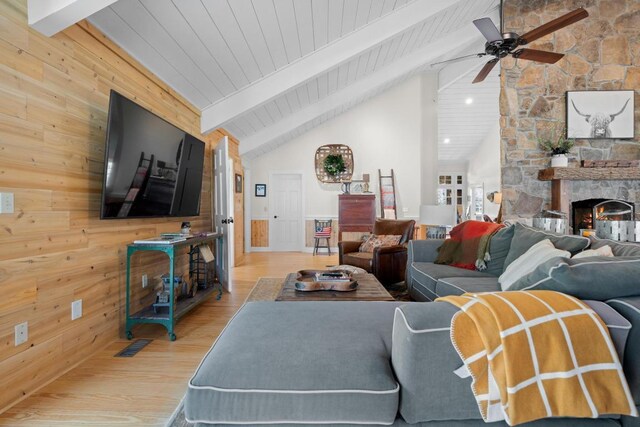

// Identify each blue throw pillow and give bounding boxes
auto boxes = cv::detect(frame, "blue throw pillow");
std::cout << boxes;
[503,223,590,269]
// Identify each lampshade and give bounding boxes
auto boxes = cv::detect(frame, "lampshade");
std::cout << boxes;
[493,192,502,204]
[419,204,456,226]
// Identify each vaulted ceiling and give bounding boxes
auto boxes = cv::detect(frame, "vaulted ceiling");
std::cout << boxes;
[84,0,500,160]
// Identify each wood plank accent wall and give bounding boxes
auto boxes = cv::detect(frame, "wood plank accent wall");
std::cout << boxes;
[251,220,269,247]
[0,0,240,412]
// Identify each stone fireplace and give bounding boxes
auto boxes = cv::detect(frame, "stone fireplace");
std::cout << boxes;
[499,0,640,221]
[538,166,640,234]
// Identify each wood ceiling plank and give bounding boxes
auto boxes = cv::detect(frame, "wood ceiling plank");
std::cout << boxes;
[200,0,458,133]
[110,1,218,103]
[251,0,289,69]
[293,0,314,57]
[273,0,302,63]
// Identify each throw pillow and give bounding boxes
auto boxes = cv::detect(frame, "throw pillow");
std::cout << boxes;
[359,234,401,253]
[499,239,570,291]
[503,222,590,269]
[573,245,614,259]
[509,256,640,301]
[484,225,515,277]
[590,237,640,257]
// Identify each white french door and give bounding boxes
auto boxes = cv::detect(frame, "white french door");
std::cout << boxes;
[269,173,303,251]
[213,136,234,291]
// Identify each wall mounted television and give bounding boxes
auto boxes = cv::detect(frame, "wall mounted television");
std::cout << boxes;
[100,90,205,219]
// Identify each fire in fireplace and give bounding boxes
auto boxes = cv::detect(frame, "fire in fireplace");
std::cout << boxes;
[571,199,635,235]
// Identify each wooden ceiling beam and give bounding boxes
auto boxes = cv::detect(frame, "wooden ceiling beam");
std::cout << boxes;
[28,0,117,36]
[200,0,461,135]
[239,24,483,158]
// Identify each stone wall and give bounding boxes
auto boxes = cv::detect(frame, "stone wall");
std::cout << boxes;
[501,0,640,219]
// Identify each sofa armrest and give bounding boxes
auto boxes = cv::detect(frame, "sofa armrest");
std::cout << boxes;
[607,296,640,406]
[391,302,478,423]
[407,239,444,264]
[374,244,405,255]
[338,241,362,264]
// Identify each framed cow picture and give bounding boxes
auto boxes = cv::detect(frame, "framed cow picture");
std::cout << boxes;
[566,90,634,139]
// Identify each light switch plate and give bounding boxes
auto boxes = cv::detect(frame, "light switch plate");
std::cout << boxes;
[71,299,82,320]
[15,322,28,346]
[0,193,14,214]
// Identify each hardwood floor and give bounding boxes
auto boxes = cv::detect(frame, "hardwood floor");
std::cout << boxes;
[0,252,338,426]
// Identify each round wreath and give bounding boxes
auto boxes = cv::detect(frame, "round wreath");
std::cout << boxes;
[323,154,346,176]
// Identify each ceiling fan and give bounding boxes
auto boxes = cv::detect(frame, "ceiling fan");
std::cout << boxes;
[432,1,588,83]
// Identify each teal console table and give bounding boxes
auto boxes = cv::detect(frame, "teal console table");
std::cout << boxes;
[125,234,222,341]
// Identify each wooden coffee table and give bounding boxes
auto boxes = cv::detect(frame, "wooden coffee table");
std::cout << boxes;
[276,273,394,302]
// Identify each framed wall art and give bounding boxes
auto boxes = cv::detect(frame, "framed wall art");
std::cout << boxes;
[255,184,266,197]
[566,90,634,139]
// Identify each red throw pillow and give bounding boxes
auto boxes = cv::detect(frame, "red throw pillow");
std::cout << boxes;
[359,234,402,253]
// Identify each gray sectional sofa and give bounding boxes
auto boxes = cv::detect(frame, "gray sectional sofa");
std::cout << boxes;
[184,224,640,426]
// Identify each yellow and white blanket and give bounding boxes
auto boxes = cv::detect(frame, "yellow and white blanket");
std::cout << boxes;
[438,291,637,426]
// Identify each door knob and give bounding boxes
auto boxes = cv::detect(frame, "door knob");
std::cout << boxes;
[221,219,227,224]
[274,215,278,218]
[228,218,234,224]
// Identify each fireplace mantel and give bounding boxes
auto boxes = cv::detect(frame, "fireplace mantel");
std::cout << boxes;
[538,167,640,214]
[538,167,640,181]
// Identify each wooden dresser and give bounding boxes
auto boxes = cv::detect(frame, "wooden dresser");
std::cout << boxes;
[338,194,376,241]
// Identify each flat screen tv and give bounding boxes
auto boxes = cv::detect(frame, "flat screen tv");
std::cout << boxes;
[100,90,205,219]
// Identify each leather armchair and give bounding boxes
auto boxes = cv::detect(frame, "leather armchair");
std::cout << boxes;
[338,219,416,286]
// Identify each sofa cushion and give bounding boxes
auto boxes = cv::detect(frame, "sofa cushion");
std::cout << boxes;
[392,302,479,423]
[186,301,402,425]
[591,237,640,257]
[435,277,501,297]
[607,296,640,406]
[499,239,570,290]
[503,223,590,269]
[392,301,631,425]
[509,256,640,301]
[342,251,373,271]
[484,225,515,276]
[408,262,495,300]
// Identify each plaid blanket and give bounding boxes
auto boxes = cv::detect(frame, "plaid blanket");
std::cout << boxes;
[438,291,637,426]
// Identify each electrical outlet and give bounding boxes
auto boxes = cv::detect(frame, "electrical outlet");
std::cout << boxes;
[15,322,28,346]
[71,299,82,320]
[142,274,148,288]
[0,193,14,214]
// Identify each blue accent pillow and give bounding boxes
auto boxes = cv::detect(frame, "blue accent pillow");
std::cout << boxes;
[503,223,590,269]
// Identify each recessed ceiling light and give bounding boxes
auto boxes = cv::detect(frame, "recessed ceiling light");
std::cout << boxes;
[443,138,450,144]
[465,98,473,105]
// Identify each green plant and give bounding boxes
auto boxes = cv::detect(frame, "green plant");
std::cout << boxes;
[538,130,574,155]
[323,154,346,176]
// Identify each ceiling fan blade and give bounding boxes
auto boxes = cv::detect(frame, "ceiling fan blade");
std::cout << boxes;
[430,53,486,67]
[519,8,588,44]
[513,48,564,64]
[473,59,499,84]
[473,17,503,42]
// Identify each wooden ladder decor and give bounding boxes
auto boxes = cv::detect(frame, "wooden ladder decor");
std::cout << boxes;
[378,169,397,219]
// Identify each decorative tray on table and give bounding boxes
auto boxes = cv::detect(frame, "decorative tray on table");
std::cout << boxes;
[294,270,359,292]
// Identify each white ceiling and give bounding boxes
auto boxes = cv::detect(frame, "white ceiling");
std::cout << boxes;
[438,65,500,161]
[88,0,500,161]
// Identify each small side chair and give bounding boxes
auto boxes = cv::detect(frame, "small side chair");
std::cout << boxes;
[313,219,333,255]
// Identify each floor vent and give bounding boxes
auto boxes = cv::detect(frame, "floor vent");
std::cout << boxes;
[115,339,152,357]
